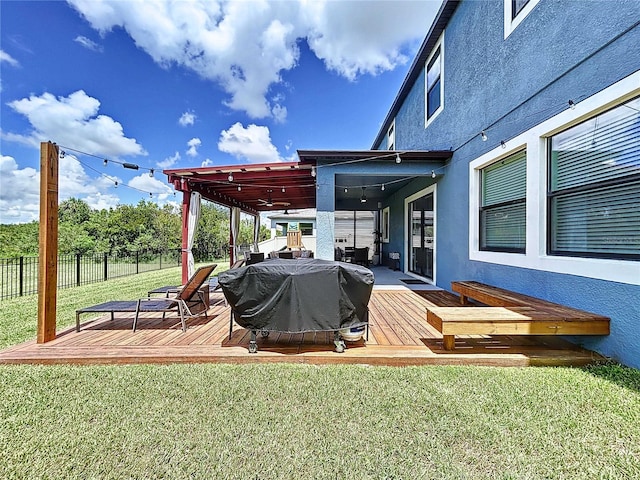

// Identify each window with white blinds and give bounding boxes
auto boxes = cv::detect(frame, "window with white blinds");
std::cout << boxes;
[480,150,527,252]
[548,96,640,260]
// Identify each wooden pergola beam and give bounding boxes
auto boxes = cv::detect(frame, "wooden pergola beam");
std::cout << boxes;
[37,141,59,343]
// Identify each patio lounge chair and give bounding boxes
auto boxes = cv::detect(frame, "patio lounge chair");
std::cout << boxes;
[76,264,217,333]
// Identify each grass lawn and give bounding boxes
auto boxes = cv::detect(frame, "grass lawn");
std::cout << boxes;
[1,267,639,479]
[0,263,227,350]
[1,363,639,479]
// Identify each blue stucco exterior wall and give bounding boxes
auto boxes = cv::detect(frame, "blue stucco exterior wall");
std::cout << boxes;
[381,0,640,367]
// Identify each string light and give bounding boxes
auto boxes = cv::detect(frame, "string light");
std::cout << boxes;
[395,153,402,164]
[281,187,286,193]
[311,166,316,177]
[344,187,348,193]
[237,185,242,191]
[360,187,367,203]
[500,140,506,149]
[381,184,385,191]
[481,131,487,141]
[431,170,436,178]
[228,172,234,182]
[568,99,576,109]
[103,159,108,166]
[149,169,154,178]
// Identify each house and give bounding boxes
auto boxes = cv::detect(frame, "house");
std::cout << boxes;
[165,0,640,368]
[362,0,639,368]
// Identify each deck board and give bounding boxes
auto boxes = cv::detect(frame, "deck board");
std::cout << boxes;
[0,289,605,367]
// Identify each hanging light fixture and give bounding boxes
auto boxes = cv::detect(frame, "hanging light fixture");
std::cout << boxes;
[344,187,348,193]
[360,187,367,203]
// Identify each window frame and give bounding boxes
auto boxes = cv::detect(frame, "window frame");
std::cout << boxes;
[387,119,395,150]
[425,33,444,127]
[468,72,640,286]
[503,0,541,38]
[479,150,527,254]
[546,99,640,261]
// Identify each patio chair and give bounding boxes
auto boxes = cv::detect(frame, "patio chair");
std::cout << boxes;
[76,264,217,333]
[353,247,370,267]
[134,263,218,332]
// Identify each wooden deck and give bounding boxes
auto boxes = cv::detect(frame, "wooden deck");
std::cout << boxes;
[0,289,605,367]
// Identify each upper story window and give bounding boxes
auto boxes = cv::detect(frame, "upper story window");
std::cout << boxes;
[425,33,444,126]
[548,96,640,261]
[480,150,527,253]
[387,119,395,150]
[504,0,540,38]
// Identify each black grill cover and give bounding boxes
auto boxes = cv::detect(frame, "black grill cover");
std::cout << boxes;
[218,259,374,332]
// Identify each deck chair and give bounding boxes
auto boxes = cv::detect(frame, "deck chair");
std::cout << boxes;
[134,264,217,332]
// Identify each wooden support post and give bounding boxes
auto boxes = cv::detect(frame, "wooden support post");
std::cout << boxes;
[37,142,59,343]
[443,335,456,351]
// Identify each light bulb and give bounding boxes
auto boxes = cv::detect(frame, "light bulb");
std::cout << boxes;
[237,185,241,191]
[381,184,385,191]
[228,173,234,182]
[149,169,154,178]
[481,131,487,141]
[501,140,506,149]
[311,166,316,177]
[395,153,401,164]
[431,170,436,178]
[568,100,575,110]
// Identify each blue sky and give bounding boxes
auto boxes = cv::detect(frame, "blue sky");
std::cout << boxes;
[1,0,442,224]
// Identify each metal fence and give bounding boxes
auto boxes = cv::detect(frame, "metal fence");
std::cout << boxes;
[0,248,222,300]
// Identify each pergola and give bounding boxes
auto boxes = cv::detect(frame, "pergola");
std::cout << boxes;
[164,158,317,281]
[164,149,451,282]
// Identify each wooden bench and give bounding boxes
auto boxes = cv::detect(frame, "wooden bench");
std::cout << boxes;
[426,281,610,350]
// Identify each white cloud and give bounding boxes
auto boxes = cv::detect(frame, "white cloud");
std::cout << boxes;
[128,173,175,201]
[157,151,181,169]
[186,137,201,157]
[3,90,146,158]
[178,111,196,126]
[67,0,439,120]
[74,35,103,52]
[201,158,213,167]
[0,50,19,67]
[218,122,284,164]
[0,153,122,223]
[0,155,39,223]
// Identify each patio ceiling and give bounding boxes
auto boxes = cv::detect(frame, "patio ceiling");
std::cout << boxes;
[164,149,451,214]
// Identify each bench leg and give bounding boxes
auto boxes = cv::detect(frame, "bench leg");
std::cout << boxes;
[443,335,456,351]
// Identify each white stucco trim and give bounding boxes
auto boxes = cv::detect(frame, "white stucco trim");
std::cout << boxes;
[504,0,541,39]
[404,184,437,285]
[469,71,640,285]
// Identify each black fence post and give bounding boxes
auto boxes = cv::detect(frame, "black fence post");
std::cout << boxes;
[159,251,162,270]
[103,253,108,281]
[19,256,24,297]
[76,253,81,287]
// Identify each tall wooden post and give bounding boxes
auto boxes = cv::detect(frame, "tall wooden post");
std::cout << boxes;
[37,142,59,343]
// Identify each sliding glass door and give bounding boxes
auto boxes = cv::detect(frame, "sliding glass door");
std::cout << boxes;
[408,191,434,280]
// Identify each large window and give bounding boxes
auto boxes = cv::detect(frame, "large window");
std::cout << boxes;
[548,97,640,260]
[426,47,442,120]
[480,150,527,252]
[425,34,444,125]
